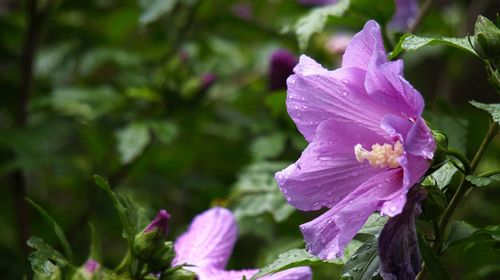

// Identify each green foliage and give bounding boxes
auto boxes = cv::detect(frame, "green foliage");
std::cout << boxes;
[418,234,449,280]
[340,237,380,280]
[466,174,500,187]
[390,34,478,59]
[357,213,388,236]
[27,237,70,277]
[116,122,151,164]
[469,101,500,124]
[230,162,295,222]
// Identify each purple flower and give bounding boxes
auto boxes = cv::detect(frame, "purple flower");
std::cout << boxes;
[172,207,312,280]
[231,2,253,21]
[325,33,353,55]
[145,209,171,237]
[201,73,217,91]
[297,0,337,6]
[269,49,298,91]
[388,0,419,31]
[275,20,435,260]
[378,186,426,279]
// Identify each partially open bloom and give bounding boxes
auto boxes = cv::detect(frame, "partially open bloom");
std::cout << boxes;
[269,49,298,91]
[275,20,435,259]
[172,207,312,280]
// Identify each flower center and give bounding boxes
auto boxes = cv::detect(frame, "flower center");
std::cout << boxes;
[354,141,403,168]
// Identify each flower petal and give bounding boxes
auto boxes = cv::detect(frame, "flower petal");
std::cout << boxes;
[276,119,385,211]
[378,186,426,280]
[172,207,237,272]
[287,55,390,142]
[365,59,425,117]
[260,266,313,280]
[405,118,435,160]
[342,20,387,70]
[300,169,404,259]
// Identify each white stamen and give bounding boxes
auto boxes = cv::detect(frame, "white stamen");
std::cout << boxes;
[354,141,403,168]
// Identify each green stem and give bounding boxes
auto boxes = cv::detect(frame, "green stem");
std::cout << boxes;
[417,121,499,279]
[115,249,132,273]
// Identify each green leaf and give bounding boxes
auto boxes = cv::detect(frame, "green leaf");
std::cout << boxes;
[252,241,362,280]
[93,175,145,246]
[466,174,500,187]
[445,225,500,250]
[116,122,151,164]
[250,133,286,161]
[444,221,476,250]
[429,162,459,189]
[231,162,295,222]
[27,237,68,276]
[341,237,380,280]
[469,101,500,124]
[139,0,179,25]
[295,0,350,50]
[357,213,388,236]
[26,199,73,260]
[390,34,478,59]
[149,120,178,144]
[89,223,102,262]
[418,234,450,280]
[420,184,447,221]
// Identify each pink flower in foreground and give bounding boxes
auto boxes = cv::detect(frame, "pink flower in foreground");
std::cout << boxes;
[172,207,312,280]
[275,20,435,259]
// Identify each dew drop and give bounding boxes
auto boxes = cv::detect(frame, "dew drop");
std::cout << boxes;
[390,205,397,212]
[341,79,350,84]
[341,91,349,96]
[326,191,333,195]
[351,171,359,177]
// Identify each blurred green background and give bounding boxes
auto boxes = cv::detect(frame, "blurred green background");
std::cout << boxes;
[1,0,499,279]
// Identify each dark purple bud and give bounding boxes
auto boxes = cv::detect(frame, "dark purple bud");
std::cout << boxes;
[269,49,297,91]
[378,186,426,280]
[297,0,337,6]
[83,259,100,274]
[201,73,217,91]
[145,209,171,237]
[231,3,253,21]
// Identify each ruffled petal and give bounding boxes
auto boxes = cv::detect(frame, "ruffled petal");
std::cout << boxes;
[287,55,390,142]
[172,207,237,272]
[381,114,412,142]
[342,20,387,70]
[260,266,313,280]
[365,58,425,117]
[300,169,404,259]
[197,268,258,280]
[276,119,385,211]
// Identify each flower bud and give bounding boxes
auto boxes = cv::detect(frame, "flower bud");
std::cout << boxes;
[473,16,500,60]
[70,259,100,280]
[430,129,448,169]
[269,49,297,91]
[133,210,175,270]
[161,268,197,280]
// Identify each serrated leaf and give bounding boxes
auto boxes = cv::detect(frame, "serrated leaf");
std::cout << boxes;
[390,34,478,59]
[430,162,459,189]
[93,175,145,246]
[445,225,500,250]
[26,199,73,260]
[418,234,449,280]
[27,237,68,276]
[341,237,379,280]
[231,162,295,222]
[357,213,388,236]
[470,101,500,124]
[466,174,500,187]
[116,122,151,164]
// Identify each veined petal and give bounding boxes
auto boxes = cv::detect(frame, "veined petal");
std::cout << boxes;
[172,207,237,272]
[366,59,425,117]
[342,20,387,70]
[287,55,390,142]
[276,119,385,211]
[260,266,313,280]
[300,169,404,259]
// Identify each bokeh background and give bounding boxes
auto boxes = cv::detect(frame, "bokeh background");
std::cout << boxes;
[1,0,500,279]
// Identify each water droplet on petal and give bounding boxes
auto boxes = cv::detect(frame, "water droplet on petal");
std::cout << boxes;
[326,191,332,195]
[351,171,359,177]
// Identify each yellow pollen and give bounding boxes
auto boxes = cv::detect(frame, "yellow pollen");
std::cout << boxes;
[354,141,403,168]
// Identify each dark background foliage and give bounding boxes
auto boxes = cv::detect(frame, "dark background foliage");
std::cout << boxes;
[1,0,499,279]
